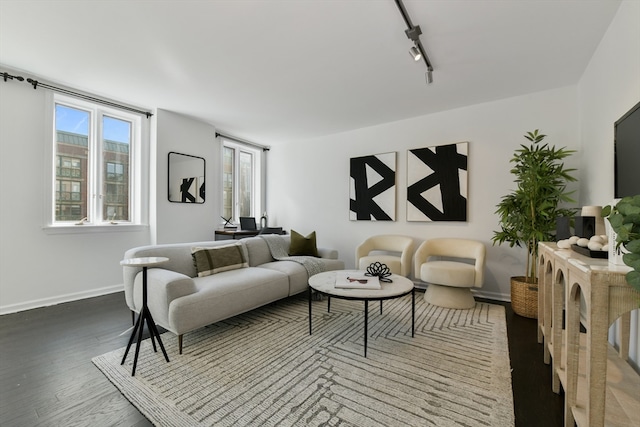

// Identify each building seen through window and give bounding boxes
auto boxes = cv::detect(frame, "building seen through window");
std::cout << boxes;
[54,100,137,224]
[221,139,261,224]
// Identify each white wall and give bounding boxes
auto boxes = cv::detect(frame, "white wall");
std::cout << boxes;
[577,0,640,370]
[0,79,150,313]
[268,86,580,300]
[578,0,640,206]
[154,109,220,244]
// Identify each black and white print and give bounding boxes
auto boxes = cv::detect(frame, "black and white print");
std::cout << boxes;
[349,152,396,221]
[407,142,468,221]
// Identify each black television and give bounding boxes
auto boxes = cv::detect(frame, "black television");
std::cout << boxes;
[614,100,640,198]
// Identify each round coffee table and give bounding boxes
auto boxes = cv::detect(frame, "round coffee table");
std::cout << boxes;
[308,270,415,357]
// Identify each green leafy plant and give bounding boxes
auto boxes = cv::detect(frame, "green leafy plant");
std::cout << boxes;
[492,130,577,282]
[602,195,640,292]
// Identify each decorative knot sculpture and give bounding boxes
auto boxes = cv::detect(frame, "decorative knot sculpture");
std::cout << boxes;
[365,262,393,283]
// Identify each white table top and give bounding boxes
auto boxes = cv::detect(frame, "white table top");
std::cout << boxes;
[309,270,414,299]
[120,257,169,267]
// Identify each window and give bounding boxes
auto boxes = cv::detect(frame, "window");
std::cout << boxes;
[50,94,144,226]
[221,139,263,222]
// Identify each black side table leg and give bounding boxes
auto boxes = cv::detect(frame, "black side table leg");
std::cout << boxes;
[121,312,142,365]
[146,310,169,362]
[148,321,157,353]
[131,310,146,376]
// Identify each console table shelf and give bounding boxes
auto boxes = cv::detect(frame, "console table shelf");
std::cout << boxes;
[537,242,639,427]
[552,331,640,426]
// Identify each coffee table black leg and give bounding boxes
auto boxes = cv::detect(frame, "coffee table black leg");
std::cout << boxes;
[380,300,383,315]
[364,300,369,358]
[411,288,415,337]
[308,286,312,335]
[327,296,331,313]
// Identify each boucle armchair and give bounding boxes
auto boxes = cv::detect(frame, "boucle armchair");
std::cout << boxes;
[355,235,414,277]
[414,238,486,309]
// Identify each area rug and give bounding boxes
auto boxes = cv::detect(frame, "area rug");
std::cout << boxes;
[93,295,514,426]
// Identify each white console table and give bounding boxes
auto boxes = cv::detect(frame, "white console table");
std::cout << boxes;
[537,242,640,427]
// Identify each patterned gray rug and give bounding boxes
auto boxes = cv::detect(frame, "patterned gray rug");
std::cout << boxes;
[93,294,514,426]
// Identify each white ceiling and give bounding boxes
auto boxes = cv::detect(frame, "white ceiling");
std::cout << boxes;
[0,0,621,145]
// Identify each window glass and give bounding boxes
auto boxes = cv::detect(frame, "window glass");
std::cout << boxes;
[54,104,89,222]
[221,140,262,223]
[238,151,253,217]
[222,146,234,220]
[102,115,131,221]
[51,95,143,226]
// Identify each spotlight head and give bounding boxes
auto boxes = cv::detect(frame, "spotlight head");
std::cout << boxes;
[409,46,421,61]
[425,69,433,84]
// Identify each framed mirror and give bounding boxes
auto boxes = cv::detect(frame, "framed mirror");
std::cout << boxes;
[168,152,205,203]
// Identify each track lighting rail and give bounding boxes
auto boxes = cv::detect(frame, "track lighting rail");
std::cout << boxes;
[394,0,434,83]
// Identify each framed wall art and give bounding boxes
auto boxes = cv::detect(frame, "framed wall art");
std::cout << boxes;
[349,152,396,221]
[407,142,468,221]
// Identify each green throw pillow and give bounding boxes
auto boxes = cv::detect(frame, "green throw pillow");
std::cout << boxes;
[192,243,248,277]
[289,230,319,257]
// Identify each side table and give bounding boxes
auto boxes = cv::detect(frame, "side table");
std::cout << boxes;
[120,256,170,376]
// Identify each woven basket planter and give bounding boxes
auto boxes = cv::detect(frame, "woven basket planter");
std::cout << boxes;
[510,276,538,318]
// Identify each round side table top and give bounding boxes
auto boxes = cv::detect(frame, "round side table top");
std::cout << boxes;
[309,269,413,299]
[120,256,169,268]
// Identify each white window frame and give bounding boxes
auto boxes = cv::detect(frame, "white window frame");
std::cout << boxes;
[44,93,149,233]
[221,138,263,224]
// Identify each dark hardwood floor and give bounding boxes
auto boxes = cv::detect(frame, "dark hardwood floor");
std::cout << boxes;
[0,292,563,426]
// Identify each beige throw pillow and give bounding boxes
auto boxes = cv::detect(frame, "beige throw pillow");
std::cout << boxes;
[192,243,248,277]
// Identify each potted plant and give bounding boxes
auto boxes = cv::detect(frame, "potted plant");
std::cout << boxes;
[492,130,577,318]
[602,195,640,293]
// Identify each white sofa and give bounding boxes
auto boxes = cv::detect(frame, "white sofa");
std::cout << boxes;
[122,235,344,353]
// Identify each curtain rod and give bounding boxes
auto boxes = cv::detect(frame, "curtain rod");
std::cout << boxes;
[1,70,153,118]
[216,132,270,151]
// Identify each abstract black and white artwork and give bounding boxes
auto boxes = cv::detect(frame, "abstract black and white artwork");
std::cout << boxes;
[197,176,205,203]
[350,152,396,221]
[180,177,198,203]
[407,142,468,221]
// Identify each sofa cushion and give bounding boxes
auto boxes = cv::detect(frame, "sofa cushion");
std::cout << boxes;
[259,258,346,295]
[242,237,274,267]
[167,267,289,334]
[289,230,319,257]
[192,243,248,277]
[420,260,476,288]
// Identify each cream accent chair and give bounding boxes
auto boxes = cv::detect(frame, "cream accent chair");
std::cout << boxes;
[414,238,486,309]
[355,235,414,277]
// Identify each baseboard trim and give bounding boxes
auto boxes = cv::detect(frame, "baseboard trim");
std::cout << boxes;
[0,284,124,315]
[473,289,511,302]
